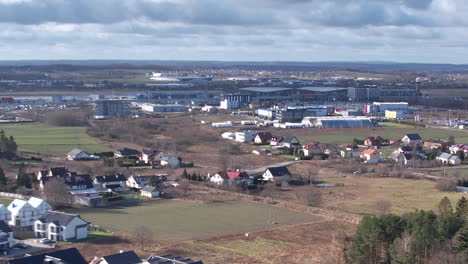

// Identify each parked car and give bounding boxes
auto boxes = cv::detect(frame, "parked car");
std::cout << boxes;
[39,238,51,244]
[15,242,29,249]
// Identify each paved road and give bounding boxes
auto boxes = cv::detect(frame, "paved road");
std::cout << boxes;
[245,160,303,174]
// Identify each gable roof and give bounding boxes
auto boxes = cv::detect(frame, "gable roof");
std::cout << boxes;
[7,199,28,211]
[303,142,321,150]
[95,174,127,183]
[404,133,422,140]
[117,147,141,156]
[37,211,86,226]
[265,167,291,177]
[0,220,12,233]
[438,153,452,160]
[44,173,93,189]
[67,148,86,157]
[147,254,203,264]
[255,132,272,142]
[361,149,377,155]
[101,251,142,264]
[215,171,249,180]
[28,197,50,209]
[283,136,300,144]
[8,248,87,264]
[141,186,158,193]
[49,167,69,176]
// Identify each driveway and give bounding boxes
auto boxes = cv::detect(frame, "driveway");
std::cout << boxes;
[0,239,55,259]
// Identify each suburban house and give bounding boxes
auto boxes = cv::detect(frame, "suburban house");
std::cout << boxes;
[8,199,37,227]
[360,149,381,163]
[39,171,95,196]
[254,132,273,144]
[7,248,88,264]
[449,144,468,156]
[140,186,160,198]
[364,135,384,147]
[437,153,462,165]
[209,170,250,185]
[423,140,453,150]
[262,167,291,182]
[389,151,413,166]
[340,145,361,158]
[114,147,141,158]
[159,154,180,168]
[28,197,52,218]
[235,130,258,143]
[0,220,13,252]
[140,148,165,164]
[302,142,323,157]
[401,134,423,145]
[7,198,51,227]
[0,205,11,222]
[34,211,88,242]
[90,250,143,264]
[67,148,100,161]
[389,138,401,145]
[270,136,284,146]
[94,175,127,192]
[280,136,301,149]
[126,175,167,189]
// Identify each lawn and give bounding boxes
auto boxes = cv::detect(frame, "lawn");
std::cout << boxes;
[0,123,112,154]
[319,177,467,215]
[298,126,468,145]
[69,200,323,241]
[428,168,468,178]
[0,197,13,206]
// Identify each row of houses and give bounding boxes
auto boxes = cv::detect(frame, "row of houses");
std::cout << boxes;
[68,147,181,168]
[8,248,203,264]
[209,166,292,185]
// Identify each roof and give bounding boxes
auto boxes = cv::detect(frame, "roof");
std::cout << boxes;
[28,197,49,209]
[265,167,291,177]
[95,174,127,183]
[215,171,249,180]
[299,87,349,92]
[142,148,161,156]
[45,173,93,189]
[270,136,284,142]
[283,136,300,144]
[0,220,12,233]
[438,153,452,160]
[7,199,28,211]
[361,149,377,155]
[37,211,85,226]
[240,87,291,93]
[255,132,272,142]
[102,251,142,264]
[404,133,422,140]
[67,148,86,157]
[8,248,88,264]
[303,143,321,150]
[49,167,69,177]
[117,148,141,156]
[147,254,203,264]
[141,186,158,192]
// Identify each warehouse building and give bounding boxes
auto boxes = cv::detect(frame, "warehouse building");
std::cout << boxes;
[240,87,293,102]
[302,116,376,128]
[297,87,349,101]
[141,104,188,112]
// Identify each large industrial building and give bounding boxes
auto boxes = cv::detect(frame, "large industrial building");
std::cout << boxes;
[297,87,349,101]
[137,91,209,103]
[219,94,251,110]
[240,87,293,102]
[140,104,188,112]
[365,102,409,114]
[94,99,130,119]
[302,116,376,128]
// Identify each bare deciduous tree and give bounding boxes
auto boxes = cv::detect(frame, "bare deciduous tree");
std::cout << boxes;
[42,178,73,208]
[134,225,154,251]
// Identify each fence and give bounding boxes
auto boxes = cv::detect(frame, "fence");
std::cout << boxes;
[0,192,25,199]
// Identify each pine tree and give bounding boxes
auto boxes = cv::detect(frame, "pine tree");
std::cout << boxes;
[458,225,468,258]
[7,136,17,153]
[181,169,188,179]
[0,130,8,152]
[438,197,463,241]
[456,197,468,220]
[0,167,6,186]
[16,163,31,189]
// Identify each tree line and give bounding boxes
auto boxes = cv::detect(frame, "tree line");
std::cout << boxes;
[0,130,17,154]
[349,196,468,264]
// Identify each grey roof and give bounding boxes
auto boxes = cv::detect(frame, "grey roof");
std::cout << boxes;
[240,87,291,93]
[283,136,300,144]
[299,87,349,92]
[147,254,203,264]
[67,148,85,157]
[266,167,291,177]
[405,133,422,140]
[0,220,12,233]
[438,153,452,160]
[38,211,85,226]
[8,248,87,264]
[102,251,142,264]
[95,174,127,183]
[141,186,158,192]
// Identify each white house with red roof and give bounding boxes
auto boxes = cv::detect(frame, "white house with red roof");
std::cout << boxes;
[209,170,250,185]
[360,149,381,163]
[302,142,323,157]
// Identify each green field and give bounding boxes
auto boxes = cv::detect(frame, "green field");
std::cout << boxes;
[70,200,323,241]
[299,126,468,145]
[0,123,112,154]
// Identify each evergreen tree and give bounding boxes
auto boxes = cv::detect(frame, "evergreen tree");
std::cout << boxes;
[0,167,6,186]
[437,197,463,241]
[0,130,8,152]
[7,136,17,153]
[457,225,468,258]
[181,169,188,179]
[16,163,31,188]
[456,197,468,220]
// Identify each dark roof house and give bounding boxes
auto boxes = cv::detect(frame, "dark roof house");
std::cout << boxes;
[95,174,127,183]
[265,167,291,177]
[147,254,204,264]
[96,251,142,264]
[37,211,86,226]
[8,248,87,264]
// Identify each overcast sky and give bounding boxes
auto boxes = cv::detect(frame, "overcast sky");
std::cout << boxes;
[0,0,466,63]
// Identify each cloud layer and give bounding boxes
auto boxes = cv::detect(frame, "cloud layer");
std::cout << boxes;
[0,0,467,63]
